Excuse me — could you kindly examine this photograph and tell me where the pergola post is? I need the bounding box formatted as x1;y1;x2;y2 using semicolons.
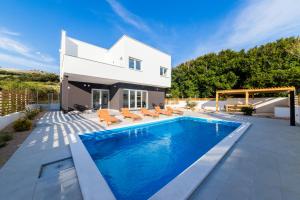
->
216;92;219;112
245;92;249;106
290;91;295;126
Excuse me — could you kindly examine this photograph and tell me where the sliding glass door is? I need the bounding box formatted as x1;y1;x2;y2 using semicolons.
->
130;90;136;108
123;89;148;109
92;89;109;110
136;91;142;108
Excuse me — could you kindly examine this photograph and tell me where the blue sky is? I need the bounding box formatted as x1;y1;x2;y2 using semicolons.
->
0;0;300;74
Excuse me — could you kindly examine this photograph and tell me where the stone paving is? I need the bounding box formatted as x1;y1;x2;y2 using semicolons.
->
0;110;299;200
189;113;300;200
0;111;93;200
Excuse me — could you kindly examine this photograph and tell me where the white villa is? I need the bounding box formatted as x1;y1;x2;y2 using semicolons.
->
59;30;171;112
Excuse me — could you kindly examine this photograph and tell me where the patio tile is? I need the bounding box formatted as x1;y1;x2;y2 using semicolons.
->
280;172;300;194
190;114;300;200
281;188;300;200
216;181;252;200
249;185;282;200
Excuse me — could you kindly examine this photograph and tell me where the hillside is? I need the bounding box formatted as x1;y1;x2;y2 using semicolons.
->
170;37;300;98
0;68;59;94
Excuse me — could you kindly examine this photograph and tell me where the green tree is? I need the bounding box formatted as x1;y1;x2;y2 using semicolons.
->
170;37;300;98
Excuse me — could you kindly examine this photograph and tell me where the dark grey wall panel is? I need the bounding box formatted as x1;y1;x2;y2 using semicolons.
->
60;80;166;111
148;90;165;108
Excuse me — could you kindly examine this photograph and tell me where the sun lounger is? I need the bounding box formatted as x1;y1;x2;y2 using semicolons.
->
140;108;159;117
121;108;142;121
97;109;119;126
167;106;184;115
155;106;172;116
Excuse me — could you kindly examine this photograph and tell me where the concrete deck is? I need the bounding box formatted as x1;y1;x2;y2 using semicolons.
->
190;113;300;200
0;111;299;200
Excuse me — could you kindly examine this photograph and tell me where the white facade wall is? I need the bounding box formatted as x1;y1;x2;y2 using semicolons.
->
167;97;289;112
296;105;300;124
60;31;171;88
107;37;125;66
123;36;171;81
66;38;109;63
274;107;290;118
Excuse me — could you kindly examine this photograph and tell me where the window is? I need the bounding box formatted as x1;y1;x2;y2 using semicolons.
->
129;58;135;69
160;66;168;76
123;89;148;109
130;90;135;108
128;57;142;70
136;91;142;108
136;60;141;70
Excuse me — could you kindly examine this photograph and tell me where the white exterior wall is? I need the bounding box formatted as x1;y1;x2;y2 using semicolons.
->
0;112;24;131
123;36;171;84
274;107;290;118
107;37;125;66
66;38;109;63
60;31;171;88
296;105;300;124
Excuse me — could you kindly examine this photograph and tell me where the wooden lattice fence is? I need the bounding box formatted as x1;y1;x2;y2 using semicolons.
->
0;90;32;116
0;89;60;116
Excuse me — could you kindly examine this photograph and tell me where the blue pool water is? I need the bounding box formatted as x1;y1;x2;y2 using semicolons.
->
80;117;240;200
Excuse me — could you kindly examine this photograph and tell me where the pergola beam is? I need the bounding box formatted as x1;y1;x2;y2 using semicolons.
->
217;86;295;94
290;91;296;126
215;86;296;126
245;92;249;106
216;92;219;112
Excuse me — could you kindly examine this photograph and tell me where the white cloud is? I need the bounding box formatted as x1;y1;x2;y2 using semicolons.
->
0;27;57;71
0;52;57;71
228;0;300;48
105;0;150;32
0;36;29;56
0;27;20;36
196;0;300;55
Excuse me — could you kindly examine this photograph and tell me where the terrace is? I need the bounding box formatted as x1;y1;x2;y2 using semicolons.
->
0;109;299;200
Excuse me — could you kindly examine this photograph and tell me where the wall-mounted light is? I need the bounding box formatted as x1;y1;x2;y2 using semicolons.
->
67;86;70;90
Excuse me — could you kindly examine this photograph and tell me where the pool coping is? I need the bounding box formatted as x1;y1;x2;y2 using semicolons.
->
69;133;116;200
70;116;251;200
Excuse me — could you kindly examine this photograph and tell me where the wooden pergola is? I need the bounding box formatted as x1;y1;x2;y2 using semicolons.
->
215;86;296;126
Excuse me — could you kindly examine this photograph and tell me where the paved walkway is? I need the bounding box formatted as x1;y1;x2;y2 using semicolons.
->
0;111;101;200
0;111;299;200
190;113;300;200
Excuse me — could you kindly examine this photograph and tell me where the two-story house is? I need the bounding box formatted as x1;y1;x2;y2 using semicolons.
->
59;31;171;111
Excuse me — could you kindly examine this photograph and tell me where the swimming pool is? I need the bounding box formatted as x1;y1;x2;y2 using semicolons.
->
79;117;241;200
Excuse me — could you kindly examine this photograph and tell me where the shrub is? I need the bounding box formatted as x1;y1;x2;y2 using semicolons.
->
0;141;6;148
25;108;40;120
0;134;13;142
13;118;32;132
186;100;198;110
241;107;256;116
